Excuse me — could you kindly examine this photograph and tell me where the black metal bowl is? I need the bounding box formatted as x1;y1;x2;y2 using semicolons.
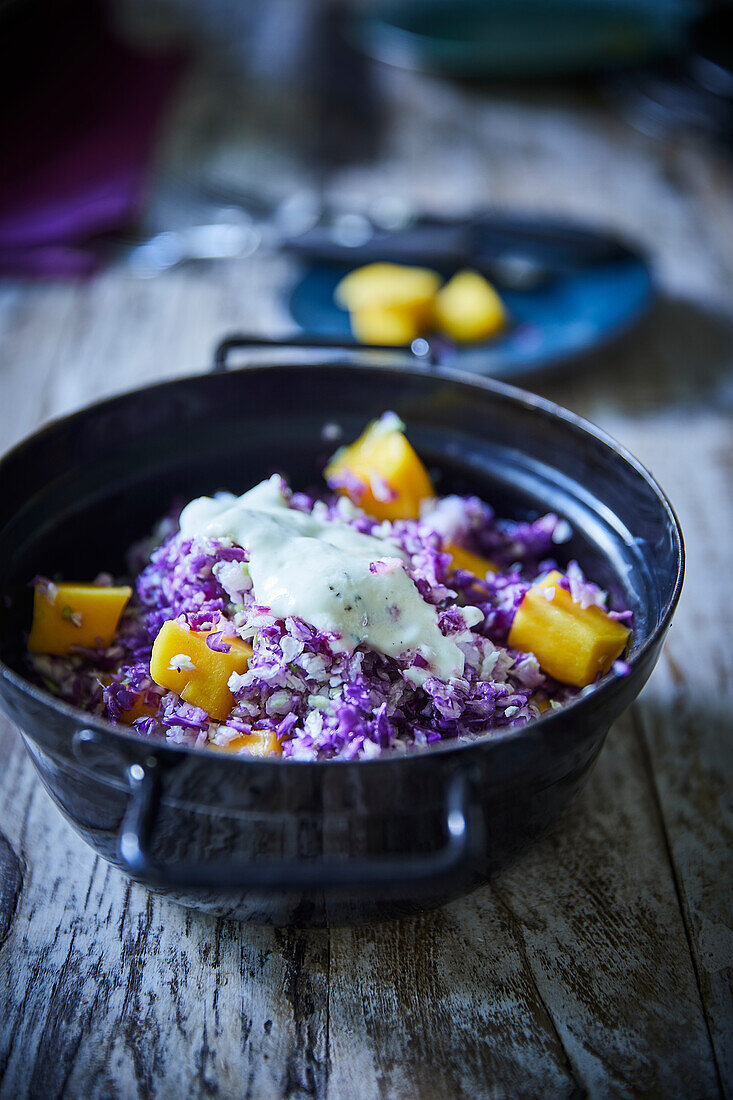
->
0;336;684;925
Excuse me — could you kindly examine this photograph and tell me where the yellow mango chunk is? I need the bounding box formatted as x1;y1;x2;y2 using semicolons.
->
433;270;506;343
335;262;441;317
211;729;283;757
508;570;630;688
150;621;252;722
336;263;441;346
446;542;498;578
119;693;159;726
325;419;434;521
349;305;421;346
28;582;132;656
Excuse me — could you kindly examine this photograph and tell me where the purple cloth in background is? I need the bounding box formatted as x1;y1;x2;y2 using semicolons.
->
0;0;185;278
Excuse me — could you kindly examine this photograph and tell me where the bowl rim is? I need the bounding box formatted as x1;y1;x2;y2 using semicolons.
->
0;357;685;768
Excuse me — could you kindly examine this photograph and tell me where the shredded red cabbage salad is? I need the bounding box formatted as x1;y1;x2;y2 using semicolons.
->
28;482;622;760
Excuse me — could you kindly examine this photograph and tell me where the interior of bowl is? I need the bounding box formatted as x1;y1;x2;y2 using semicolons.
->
0;362;681;688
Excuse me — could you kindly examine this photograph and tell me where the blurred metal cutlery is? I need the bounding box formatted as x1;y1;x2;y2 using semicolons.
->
122;189;636;289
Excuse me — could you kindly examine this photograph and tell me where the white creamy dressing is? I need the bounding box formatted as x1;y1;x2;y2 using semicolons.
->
179;475;477;682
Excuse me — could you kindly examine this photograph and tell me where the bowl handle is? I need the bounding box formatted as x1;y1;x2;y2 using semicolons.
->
211;332;437;373
117;759;482;893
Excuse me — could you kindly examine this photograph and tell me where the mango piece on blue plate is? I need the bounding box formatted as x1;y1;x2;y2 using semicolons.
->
508;570;630;688
325;416;434;522
28;582;132;657
348;305;422;346
336;263;442;346
433;269;506;343
150;620;252;722
335;262;441;318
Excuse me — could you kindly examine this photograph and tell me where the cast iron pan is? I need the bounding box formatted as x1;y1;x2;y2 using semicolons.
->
0;336;683;925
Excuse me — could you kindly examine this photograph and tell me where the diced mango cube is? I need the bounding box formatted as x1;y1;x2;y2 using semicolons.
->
119;693;159;726
446;542;498;578
335;262;441;319
211;729;283;757
28;582;132;656
508;570;630;688
325;418;434;521
433;270;506;343
349;305;421;346
150;621;252;721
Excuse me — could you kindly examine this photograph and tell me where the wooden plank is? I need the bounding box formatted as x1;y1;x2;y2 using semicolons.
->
0;831;22;954
328;897;582;1100
497;710;721;1099
0;255;294;454
327;707;720;1100
0;716;329;1100
620;418;733;1096
0;285;77;450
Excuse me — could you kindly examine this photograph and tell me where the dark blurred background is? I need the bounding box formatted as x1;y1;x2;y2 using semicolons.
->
1;0;732;416
2;0;732;276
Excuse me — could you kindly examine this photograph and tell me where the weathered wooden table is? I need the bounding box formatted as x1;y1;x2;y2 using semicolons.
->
0;56;731;1099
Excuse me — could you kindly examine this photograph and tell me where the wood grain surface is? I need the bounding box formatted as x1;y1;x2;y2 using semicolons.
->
0;27;731;1100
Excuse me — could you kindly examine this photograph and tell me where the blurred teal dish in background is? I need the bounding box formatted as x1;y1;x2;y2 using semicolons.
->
353;0;696;79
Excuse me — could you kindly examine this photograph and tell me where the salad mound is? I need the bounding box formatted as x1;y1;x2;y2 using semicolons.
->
26;415;631;760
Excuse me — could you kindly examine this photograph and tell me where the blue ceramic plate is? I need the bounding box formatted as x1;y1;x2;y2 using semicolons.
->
287;253;653;380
